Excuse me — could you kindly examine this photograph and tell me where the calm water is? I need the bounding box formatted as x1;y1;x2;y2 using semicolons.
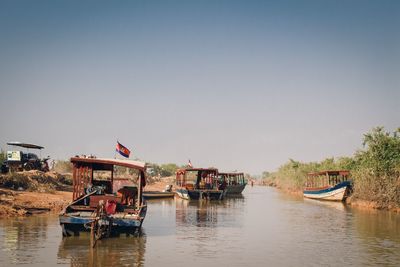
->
1;186;400;267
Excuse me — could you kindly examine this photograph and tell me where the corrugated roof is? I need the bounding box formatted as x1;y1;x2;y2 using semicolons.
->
70;157;146;170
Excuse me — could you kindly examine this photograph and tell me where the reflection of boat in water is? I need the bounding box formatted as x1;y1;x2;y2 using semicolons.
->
304;198;347;212
303;170;352;201
58;233;146;267
59;157;147;236
175;168;226;200
175;198;219;227
218;172;247;195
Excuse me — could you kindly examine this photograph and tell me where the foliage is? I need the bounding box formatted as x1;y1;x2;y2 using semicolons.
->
147;163;180;177
53;160;73;174
160;163;179;177
351;127;400;207
262;127;400;209
0;150;6;166
356;127;400;176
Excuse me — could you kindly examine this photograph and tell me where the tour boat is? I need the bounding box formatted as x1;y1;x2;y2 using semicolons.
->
218;172;247;195
303;170;352;201
59;157;147;237
175;168;226;200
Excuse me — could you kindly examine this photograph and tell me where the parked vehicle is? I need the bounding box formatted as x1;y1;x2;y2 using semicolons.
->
303;170;352;201
218;172;247;195
175;168;226;200
59;156;147;237
1;142;50;173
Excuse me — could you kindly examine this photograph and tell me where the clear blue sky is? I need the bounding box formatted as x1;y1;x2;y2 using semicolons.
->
0;0;399;174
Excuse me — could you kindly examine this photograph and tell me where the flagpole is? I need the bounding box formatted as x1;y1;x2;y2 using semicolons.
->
114;140;117;159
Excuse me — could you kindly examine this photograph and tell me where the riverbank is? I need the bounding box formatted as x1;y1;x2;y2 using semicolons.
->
0;188;72;217
265;182;400;212
262;127;400;212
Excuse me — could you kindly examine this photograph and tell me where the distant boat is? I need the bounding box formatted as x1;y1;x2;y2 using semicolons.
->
175;168;226;200
218;172;247;195
303;170;352;201
143;191;175;199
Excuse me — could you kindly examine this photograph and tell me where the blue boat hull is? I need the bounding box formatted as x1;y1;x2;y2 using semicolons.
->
303;181;352;201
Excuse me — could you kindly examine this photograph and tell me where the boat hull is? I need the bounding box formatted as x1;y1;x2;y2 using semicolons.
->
176;188;225;200
176;188;190;199
59;206;147;236
225;184;246;195
303;181;351;201
143;191;175;199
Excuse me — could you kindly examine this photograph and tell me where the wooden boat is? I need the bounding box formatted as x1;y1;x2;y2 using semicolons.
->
303;170;352;201
59;157;147;237
175;168;226;200
218;172;247;195
143;191;175;199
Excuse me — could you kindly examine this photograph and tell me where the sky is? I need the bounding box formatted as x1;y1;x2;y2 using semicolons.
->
0;0;399;174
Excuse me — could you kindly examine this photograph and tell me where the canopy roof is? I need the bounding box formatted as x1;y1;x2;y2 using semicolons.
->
7;142;44;149
177;167;218;173
70;157;146;171
308;170;350;176
219;172;244;176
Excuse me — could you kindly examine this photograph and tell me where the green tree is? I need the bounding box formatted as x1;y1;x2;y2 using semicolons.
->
160;163;179;177
356;126;400;175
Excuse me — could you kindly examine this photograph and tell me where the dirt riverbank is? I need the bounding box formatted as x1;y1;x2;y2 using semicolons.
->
0;188;72;217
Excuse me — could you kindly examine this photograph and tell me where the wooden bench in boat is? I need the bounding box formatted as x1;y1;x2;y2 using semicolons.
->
69;205;97;211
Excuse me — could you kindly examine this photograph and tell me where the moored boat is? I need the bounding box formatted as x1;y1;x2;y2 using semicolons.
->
143;191;175;199
303;170;352;201
175;168;226;200
59;156;147;237
218;172;247;195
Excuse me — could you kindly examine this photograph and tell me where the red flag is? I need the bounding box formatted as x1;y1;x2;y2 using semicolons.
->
188;159;193;168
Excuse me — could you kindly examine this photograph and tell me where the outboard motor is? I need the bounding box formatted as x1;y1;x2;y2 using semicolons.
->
164;184;173;192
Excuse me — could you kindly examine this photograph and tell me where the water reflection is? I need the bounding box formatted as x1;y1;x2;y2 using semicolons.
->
0;215;51;265
58;232;146;267
352;208;400;266
1;188;400;267
175;196;246;228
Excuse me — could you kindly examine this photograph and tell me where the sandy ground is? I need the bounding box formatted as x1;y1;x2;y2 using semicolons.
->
0;178;172;217
0;188;72;217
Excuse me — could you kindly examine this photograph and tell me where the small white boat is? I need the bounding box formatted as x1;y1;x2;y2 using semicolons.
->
303;171;352;201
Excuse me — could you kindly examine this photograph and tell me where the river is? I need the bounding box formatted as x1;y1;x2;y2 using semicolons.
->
1;186;399;266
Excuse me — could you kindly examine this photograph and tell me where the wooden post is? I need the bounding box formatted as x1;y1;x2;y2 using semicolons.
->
138;171;142;206
90;220;95;248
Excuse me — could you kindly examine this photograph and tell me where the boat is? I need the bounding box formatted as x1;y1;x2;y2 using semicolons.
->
59;156;147;237
143;191;175;199
303;170;352;201
218;172;247;195
175;168;226;200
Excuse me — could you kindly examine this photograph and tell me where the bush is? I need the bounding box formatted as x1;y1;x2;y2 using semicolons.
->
262;127;400;209
0;173;32;190
53;160;73;173
0;150;6;166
